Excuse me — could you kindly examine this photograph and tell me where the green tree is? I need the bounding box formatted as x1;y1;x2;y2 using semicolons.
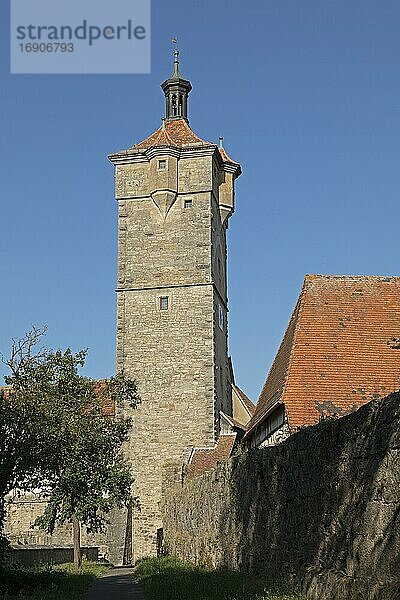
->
1;328;140;568
0;327;51;551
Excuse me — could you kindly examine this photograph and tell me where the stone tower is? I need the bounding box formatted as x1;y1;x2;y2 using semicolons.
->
108;49;241;563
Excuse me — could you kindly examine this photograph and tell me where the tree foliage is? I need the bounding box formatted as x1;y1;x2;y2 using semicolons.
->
0;327;140;566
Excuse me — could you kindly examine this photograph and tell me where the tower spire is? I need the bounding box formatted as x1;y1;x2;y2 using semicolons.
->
171;37;183;79
161;39;192;122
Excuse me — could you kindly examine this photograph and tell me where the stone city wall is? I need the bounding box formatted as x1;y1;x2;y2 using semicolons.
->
5;545;98;566
4;497;108;559
163;393;400;600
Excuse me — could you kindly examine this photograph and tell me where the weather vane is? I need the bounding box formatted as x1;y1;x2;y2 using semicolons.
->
172;36;179;57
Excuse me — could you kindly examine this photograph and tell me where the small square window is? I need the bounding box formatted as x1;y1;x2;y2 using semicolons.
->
159;296;169;310
184;199;193;209
158;159;167;171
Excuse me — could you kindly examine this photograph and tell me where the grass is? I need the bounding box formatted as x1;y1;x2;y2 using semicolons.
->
134;556;305;600
0;561;108;599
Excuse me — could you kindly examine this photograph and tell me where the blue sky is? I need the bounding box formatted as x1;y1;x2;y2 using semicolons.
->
1;0;400;401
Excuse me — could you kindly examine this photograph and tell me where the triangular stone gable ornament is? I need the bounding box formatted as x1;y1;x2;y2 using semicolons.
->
150;190;177;220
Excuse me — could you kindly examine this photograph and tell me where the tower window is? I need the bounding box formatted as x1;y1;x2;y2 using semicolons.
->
172;94;177;116
159;296;169;311
158;159;167;171
184;199;192;209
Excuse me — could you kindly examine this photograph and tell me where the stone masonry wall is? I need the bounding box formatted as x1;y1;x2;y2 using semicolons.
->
5;546;98;567
4;496;107;557
163;393;400;600
120;284;216;561
113;149;232;563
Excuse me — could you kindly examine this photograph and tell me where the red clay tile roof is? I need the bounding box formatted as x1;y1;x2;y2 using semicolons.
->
110;119;241;174
132;118;212;150
93;380;115;417
219;145;240;167
125;119;239;169
233;385;255;416
247;274;400;437
186;434;237;479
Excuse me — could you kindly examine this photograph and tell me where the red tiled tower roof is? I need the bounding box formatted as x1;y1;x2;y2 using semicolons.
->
133;118;212;150
116;118;241;173
246;274;400;437
109;48;240;175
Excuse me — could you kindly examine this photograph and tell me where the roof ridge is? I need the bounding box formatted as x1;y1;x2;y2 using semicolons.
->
305;273;400;281
164;126;174;146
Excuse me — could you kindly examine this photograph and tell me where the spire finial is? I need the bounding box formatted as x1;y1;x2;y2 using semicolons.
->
170;36;182;79
172;36;178;58
219;135;224;149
